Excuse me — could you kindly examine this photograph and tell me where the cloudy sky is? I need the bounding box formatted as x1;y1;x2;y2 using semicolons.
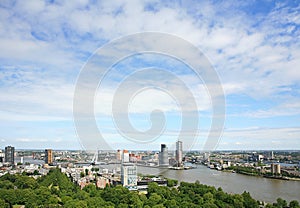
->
0;0;299;151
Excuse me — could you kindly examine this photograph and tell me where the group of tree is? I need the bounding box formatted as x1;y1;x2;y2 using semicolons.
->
0;168;299;207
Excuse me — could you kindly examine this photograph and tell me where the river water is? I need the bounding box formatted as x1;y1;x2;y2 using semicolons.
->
136;165;300;203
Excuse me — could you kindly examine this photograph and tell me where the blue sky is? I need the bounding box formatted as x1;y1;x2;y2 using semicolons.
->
0;0;299;151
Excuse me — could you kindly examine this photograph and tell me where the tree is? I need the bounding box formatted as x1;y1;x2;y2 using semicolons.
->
38;168;76;193
202;202;218;208
0;199;9;208
242;191;259;208
147;182;159;195
33;170;40;175
15;175;38;189
165;199;179;208
232;194;244;208
0;189;17;205
80;172;85;178
117;203;128;208
273;198;287;208
146;193;162;207
203;192;214;204
83;184;98;197
167;179;178;187
86;197;107;207
64;199;88;208
128;193;143;208
290;200;300;208
0;180;14;189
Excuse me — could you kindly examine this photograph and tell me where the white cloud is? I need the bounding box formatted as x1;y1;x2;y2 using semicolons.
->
243;99;300;118
16;138;48;143
0;1;299;149
217;127;300;150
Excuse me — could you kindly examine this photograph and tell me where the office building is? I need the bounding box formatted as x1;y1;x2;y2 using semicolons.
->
116;149;122;161
5;146;15;165
122;150;129;163
121;163;137;188
0;150;4;163
204;152;210;162
271;151;274;160
45;149;53;164
176;140;183;167
159;144;169;167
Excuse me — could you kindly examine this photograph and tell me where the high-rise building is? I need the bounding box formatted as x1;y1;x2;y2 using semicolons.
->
271;151;274;160
176;140;183;167
5;146;15;165
122;150;129;163
159;144;169;167
0;150;4;163
116;149;122;161
204;152;210;162
121;163;137;188
45;149;53;164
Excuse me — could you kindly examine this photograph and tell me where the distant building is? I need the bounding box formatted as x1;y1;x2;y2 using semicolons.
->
5;146;15;165
271;163;281;175
176;140;183;167
129;153;138;162
249;153;264;162
96;177;110;189
116;149;122;161
121;163;137;188
45;149;53;164
137;178;167;191
122;150;129;163
159;144;169;167
0;150;4;163
271;151;274;160
204;152;210;162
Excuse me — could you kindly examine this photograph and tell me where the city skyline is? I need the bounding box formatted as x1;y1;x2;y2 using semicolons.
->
0;1;299;150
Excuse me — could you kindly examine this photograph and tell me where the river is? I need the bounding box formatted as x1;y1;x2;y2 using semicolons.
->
137;165;300;203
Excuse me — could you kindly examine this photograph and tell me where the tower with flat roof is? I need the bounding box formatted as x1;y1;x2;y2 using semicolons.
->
5;146;15;165
159;144;169;167
176;140;183;167
45;149;53;164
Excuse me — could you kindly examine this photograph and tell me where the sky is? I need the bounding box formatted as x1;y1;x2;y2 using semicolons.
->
0;0;299;151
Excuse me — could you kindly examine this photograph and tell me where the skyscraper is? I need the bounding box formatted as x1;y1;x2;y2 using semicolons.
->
116;149;122;161
0;150;4;163
122;150;129;163
271;151;274;160
5;146;15;165
176;140;183;167
121;163;137;188
159;144;169;167
45;149;53;164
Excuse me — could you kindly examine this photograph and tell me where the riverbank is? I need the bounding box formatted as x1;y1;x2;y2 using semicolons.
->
220;166;300;181
136;164;195;170
263;175;300;181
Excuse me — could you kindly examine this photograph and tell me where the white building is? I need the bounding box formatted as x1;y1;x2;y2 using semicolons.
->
176;140;183;167
122;150;129;163
121;163;137;188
